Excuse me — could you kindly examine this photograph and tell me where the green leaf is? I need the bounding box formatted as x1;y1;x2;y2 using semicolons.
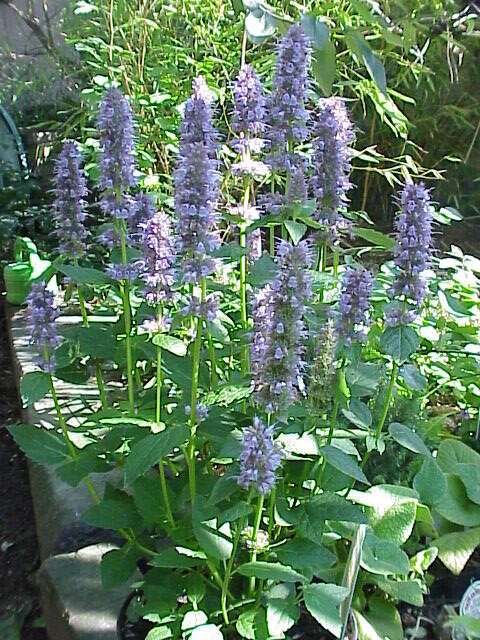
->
454;463;480;504
345;30;387;93
20;371;50;407
76;324;117;360
9;424;68;465
181;610;208;631
353;227;395;250
354;597;403;640
437;439;480;472
236;562;308;583
312;42;336;95
57;449;110;486
413;457;446;507
83;497;139;530
321;445;370;484
371;499;416;545
149;548;205;569
301;12;329;49
218;502;253;526
151;334;187;357
371;576;423;607
101;546;139;589
56;264;111;285
189;625;223;640
342;399;372;430
125;425;189;484
276;538;337;576
249;253;277;287
361;532;410;576
193;518;232;561
435;527;480;575
345;362;383;397
304;583;349;637
447;615;480;637
388;423;429;455
284;220;307;245
133;475;167;525
380;325;419;363
435;475;480;526
266;597;299;637
401;364;427;391
145;628;172;640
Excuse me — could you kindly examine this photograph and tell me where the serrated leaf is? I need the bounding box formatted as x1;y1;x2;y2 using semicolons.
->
101;546;139;589
380;325;419;362
193;518;232;561
56;264;111;285
371;576;423;607
321;445;369;485
83;497;139;530
342;399;372;430
125;425;188;484
20;371;50;407
354;227;395;250
218;502;253;527
276;538;336;577
237;562;308;583
345;362;383;397
266;597;299;637
413;456;446;507
304;583;349;637
284;220;307;245
151;334;187;356
388;422;429;455
361;532;410;576
189;625;223;640
435;527;480;575
9;424;68;465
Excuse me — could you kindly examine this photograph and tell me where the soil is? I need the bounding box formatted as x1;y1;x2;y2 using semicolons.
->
0;295;47;639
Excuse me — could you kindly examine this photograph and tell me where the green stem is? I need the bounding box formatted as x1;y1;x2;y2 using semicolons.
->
221;515;246;624
187;309;203;504
155;305;163;425
239;179;250;382
202;278;218;388
120;227;135;413
248;493;265;595
159;458;174;528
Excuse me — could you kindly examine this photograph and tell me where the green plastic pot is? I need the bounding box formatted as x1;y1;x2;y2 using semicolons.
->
4;237;56;305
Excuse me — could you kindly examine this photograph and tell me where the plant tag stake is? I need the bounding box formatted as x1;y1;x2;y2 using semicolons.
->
339;523;366;640
452;580;480;640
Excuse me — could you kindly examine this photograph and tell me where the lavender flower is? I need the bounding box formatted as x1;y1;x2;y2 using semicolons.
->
27;282;62;373
238;417;282;495
129;193;155;245
286;166;308;206
52;140;88;260
182;294;219;322
175;77;220;288
311;98;355;242
232;64;266;153
98;87;136;192
337;266;374;344
388;182;433;323
106;262;142;282
268;24;310;170
252;240;312;414
139;210;176;306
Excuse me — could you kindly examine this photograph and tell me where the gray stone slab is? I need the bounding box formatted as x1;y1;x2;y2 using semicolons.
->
7;304;122;560
38;544;135;640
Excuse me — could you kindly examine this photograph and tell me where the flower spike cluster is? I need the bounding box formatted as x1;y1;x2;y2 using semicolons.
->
337;266;374;345
311;98;355;242
139;210;176;306
27;282;62;373
98;87;136;192
232;64;266;153
268;24;310;170
252;240;312;414
175;76;220;290
53;140;88;261
238;417;282;495
387;182;433;325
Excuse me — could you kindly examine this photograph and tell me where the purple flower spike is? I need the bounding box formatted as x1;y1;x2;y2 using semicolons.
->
53;140;88;260
238;417;282;495
337;266;374;344
252;240;312;414
387;182;433;324
98;87;136;192
139;210;176;306
175;77;220;292
232;64;266;153
311;98;355;242
27;282;62;373
268;24;310;170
